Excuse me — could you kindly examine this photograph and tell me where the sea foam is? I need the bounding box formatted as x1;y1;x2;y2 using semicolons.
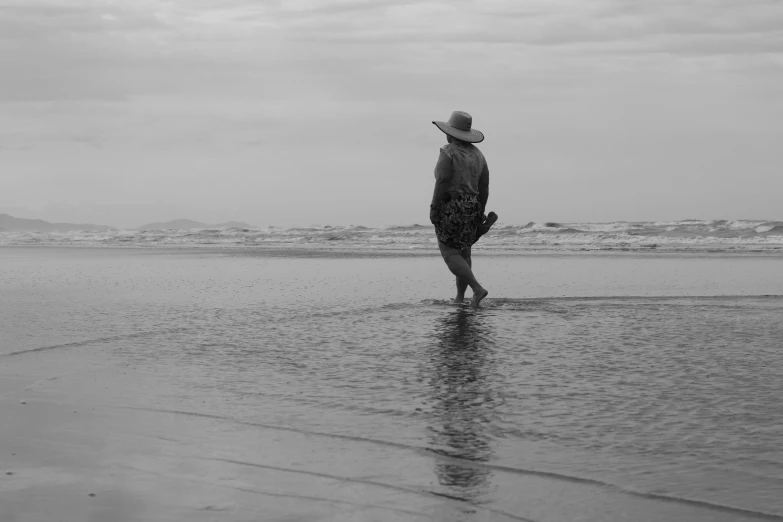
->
1;220;782;253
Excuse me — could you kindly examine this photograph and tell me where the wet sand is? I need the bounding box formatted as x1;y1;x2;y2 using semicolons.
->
5;350;778;522
2;247;782;522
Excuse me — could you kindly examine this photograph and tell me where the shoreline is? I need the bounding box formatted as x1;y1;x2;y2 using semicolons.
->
2;244;783;258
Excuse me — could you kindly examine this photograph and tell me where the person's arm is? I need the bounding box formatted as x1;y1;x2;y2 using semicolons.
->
430;149;452;207
478;159;489;214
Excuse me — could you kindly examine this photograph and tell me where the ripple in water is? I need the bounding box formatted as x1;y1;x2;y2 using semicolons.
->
81;296;783;517
3;250;782;519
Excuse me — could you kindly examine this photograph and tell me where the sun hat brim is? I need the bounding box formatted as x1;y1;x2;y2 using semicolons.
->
432;121;484;143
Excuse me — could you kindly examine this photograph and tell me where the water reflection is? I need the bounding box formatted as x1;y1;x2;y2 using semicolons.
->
426;306;496;502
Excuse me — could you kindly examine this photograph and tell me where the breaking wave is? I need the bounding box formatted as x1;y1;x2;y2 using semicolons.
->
1;220;782;253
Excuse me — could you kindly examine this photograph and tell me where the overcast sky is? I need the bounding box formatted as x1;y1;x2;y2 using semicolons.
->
1;0;782;228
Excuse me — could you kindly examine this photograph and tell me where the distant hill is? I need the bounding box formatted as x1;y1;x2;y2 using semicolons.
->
0;213;113;232
137;219;256;230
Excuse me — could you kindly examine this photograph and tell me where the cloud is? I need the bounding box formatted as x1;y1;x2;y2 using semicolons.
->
2;0;780;104
271;0;783;57
1;0;780;152
1;2;782;180
0;142;33;151
0;2;161;100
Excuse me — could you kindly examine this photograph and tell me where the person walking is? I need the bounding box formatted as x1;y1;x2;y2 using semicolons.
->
430;111;498;307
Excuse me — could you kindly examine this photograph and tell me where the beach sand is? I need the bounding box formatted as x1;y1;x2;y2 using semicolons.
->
2;247;782;522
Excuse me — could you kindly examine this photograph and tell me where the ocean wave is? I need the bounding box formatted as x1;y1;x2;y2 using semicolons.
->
1;219;782;253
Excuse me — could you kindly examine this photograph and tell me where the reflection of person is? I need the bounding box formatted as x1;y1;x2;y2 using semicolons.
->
430;111;498;307
428;307;494;501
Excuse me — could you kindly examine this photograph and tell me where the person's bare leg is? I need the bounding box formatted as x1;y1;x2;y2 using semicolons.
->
455;277;468;302
444;255;488;307
462;254;488;307
455;277;469;302
455;256;471;302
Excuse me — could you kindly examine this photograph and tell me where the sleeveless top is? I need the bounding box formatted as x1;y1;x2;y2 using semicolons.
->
438;141;487;196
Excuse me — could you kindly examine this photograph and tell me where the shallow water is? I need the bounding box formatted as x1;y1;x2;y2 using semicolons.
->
2;248;783;520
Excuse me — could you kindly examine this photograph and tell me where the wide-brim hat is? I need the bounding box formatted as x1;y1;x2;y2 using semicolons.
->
432;111;484;143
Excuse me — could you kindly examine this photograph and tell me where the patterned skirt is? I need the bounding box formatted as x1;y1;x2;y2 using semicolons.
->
432;193;485;250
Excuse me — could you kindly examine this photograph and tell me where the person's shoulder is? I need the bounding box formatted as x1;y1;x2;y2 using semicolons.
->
467;143;486;161
439;143;454;158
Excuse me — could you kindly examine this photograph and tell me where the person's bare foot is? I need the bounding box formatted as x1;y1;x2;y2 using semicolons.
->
471;288;489;308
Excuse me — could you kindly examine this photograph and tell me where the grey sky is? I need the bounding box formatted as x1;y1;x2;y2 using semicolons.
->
1;0;781;228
